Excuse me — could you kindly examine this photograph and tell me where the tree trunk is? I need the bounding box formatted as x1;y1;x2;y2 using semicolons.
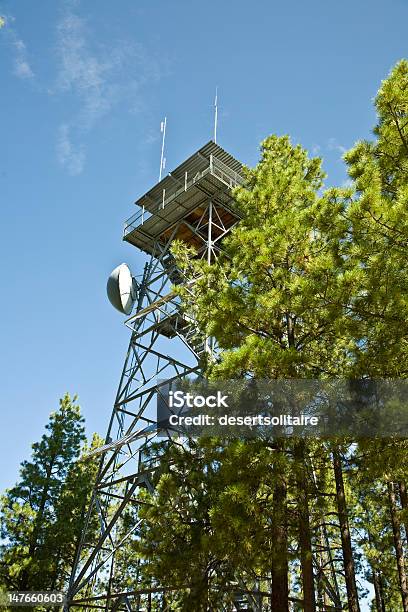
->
388;481;408;611
366;516;385;612
372;568;386;612
294;440;316;612
399;481;408;543
271;449;289;612
332;446;360;612
365;507;386;612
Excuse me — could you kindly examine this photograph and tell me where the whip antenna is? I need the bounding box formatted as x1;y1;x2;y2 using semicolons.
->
214;87;218;143
159;116;167;181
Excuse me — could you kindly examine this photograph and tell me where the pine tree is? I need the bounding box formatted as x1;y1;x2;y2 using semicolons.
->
0;394;98;592
344;60;408;377
50;433;103;590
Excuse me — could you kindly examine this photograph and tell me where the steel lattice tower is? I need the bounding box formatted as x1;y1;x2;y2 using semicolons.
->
67;141;344;611
67;142;247;610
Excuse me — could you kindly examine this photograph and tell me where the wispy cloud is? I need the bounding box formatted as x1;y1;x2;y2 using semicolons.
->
13;39;34;79
328;138;347;156
53;6;162;175
0;14;35;79
57;124;85;176
55;13;114;128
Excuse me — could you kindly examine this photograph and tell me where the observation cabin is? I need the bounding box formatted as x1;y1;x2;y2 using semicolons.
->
123;141;244;257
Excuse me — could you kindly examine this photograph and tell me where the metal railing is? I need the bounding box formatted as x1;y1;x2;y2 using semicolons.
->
123;154;244;237
211;155;244;189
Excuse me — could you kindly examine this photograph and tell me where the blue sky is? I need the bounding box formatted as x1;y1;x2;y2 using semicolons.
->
0;0;407;512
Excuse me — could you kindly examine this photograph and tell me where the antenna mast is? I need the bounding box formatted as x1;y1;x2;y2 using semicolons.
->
214;87;218;144
159;116;167;181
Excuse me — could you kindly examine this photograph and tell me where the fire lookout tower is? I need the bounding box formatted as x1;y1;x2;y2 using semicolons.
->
67;141;245;610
